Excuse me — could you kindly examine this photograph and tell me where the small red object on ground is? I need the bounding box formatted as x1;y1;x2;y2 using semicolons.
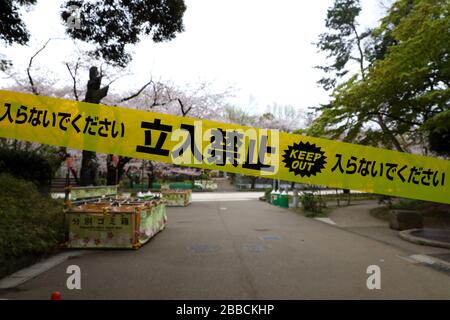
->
51;292;61;300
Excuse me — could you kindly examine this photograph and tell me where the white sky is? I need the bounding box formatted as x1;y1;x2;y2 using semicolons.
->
0;0;387;114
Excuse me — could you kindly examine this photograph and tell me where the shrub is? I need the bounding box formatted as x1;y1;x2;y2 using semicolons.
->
0;146;58;193
0;174;65;267
390;199;424;210
263;188;272;202
301;193;325;214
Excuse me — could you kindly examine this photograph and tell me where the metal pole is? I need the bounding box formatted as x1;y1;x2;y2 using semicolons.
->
115;164;119;186
293;189;299;208
141;159;145;192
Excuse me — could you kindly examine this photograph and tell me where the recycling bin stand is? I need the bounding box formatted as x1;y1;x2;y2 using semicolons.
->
65;200;167;249
161;189;192;207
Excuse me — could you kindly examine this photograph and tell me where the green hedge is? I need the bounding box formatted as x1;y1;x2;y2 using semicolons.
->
0;174;65;269
130;182;194;190
167;182;193;190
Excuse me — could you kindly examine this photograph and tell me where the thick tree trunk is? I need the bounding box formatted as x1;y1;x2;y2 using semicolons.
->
106;155;131;185
250;176;256;190
146;161;155;189
80;150;98;186
126;167;136;188
349;23;405;154
69;167;79;185
79;67;109;186
376;114;405;152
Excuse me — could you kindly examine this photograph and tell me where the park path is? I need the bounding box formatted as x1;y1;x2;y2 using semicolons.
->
1;196;450;299
323;201;450;256
327;201;386;227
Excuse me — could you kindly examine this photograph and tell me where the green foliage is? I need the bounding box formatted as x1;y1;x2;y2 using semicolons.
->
0;142;63;192
390;198;425;210
369;206;390;222
166;182;193;190
61;0;186;67
301;193;325;214
315;0;370;90
0;174;65;265
0;0;37;70
1;1;186;69
161;173;194;182
264;188;272;202
0;0;37;45
422;110;450;156
311;0;450;152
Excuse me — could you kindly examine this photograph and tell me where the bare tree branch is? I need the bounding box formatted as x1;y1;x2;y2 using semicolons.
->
106;72;133;87
65;58;80;101
2;69;22;87
119;79;179;110
178;98;192;117
119;78;154;103
151;81;160;106
99;62;105;78
148;83;180;109
27;38;53;95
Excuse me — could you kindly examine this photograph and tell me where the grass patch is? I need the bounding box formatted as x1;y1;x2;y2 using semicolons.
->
370;206;390;222
391;199;450;216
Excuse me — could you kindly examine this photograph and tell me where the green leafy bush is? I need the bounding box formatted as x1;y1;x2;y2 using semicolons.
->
0;174;65;266
301;193;325;214
390;199;425;210
0;145;59;193
263;188;272;202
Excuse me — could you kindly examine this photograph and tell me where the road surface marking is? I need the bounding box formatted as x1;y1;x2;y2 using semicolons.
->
314;217;337;225
261;235;281;241
408;254;436;265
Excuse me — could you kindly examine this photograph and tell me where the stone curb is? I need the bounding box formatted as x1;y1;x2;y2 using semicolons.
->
0;251;84;289
399;229;450;249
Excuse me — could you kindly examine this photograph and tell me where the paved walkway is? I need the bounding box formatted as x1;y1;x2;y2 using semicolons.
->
212;178;236;192
192;191;263;202
1;198;450;299
327;201;386;227
324;201;450;255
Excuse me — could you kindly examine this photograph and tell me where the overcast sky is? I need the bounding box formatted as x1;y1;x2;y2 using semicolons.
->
1;0;387;114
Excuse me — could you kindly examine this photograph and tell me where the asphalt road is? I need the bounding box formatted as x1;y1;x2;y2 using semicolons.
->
1;194;450;299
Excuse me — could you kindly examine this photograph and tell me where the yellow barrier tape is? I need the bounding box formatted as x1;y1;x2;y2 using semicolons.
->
0;90;449;204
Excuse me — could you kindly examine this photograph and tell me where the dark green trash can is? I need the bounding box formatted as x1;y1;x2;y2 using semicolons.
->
279;191;289;208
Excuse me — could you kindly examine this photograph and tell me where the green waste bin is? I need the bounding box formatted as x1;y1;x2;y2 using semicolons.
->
279;192;289;208
271;190;280;206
